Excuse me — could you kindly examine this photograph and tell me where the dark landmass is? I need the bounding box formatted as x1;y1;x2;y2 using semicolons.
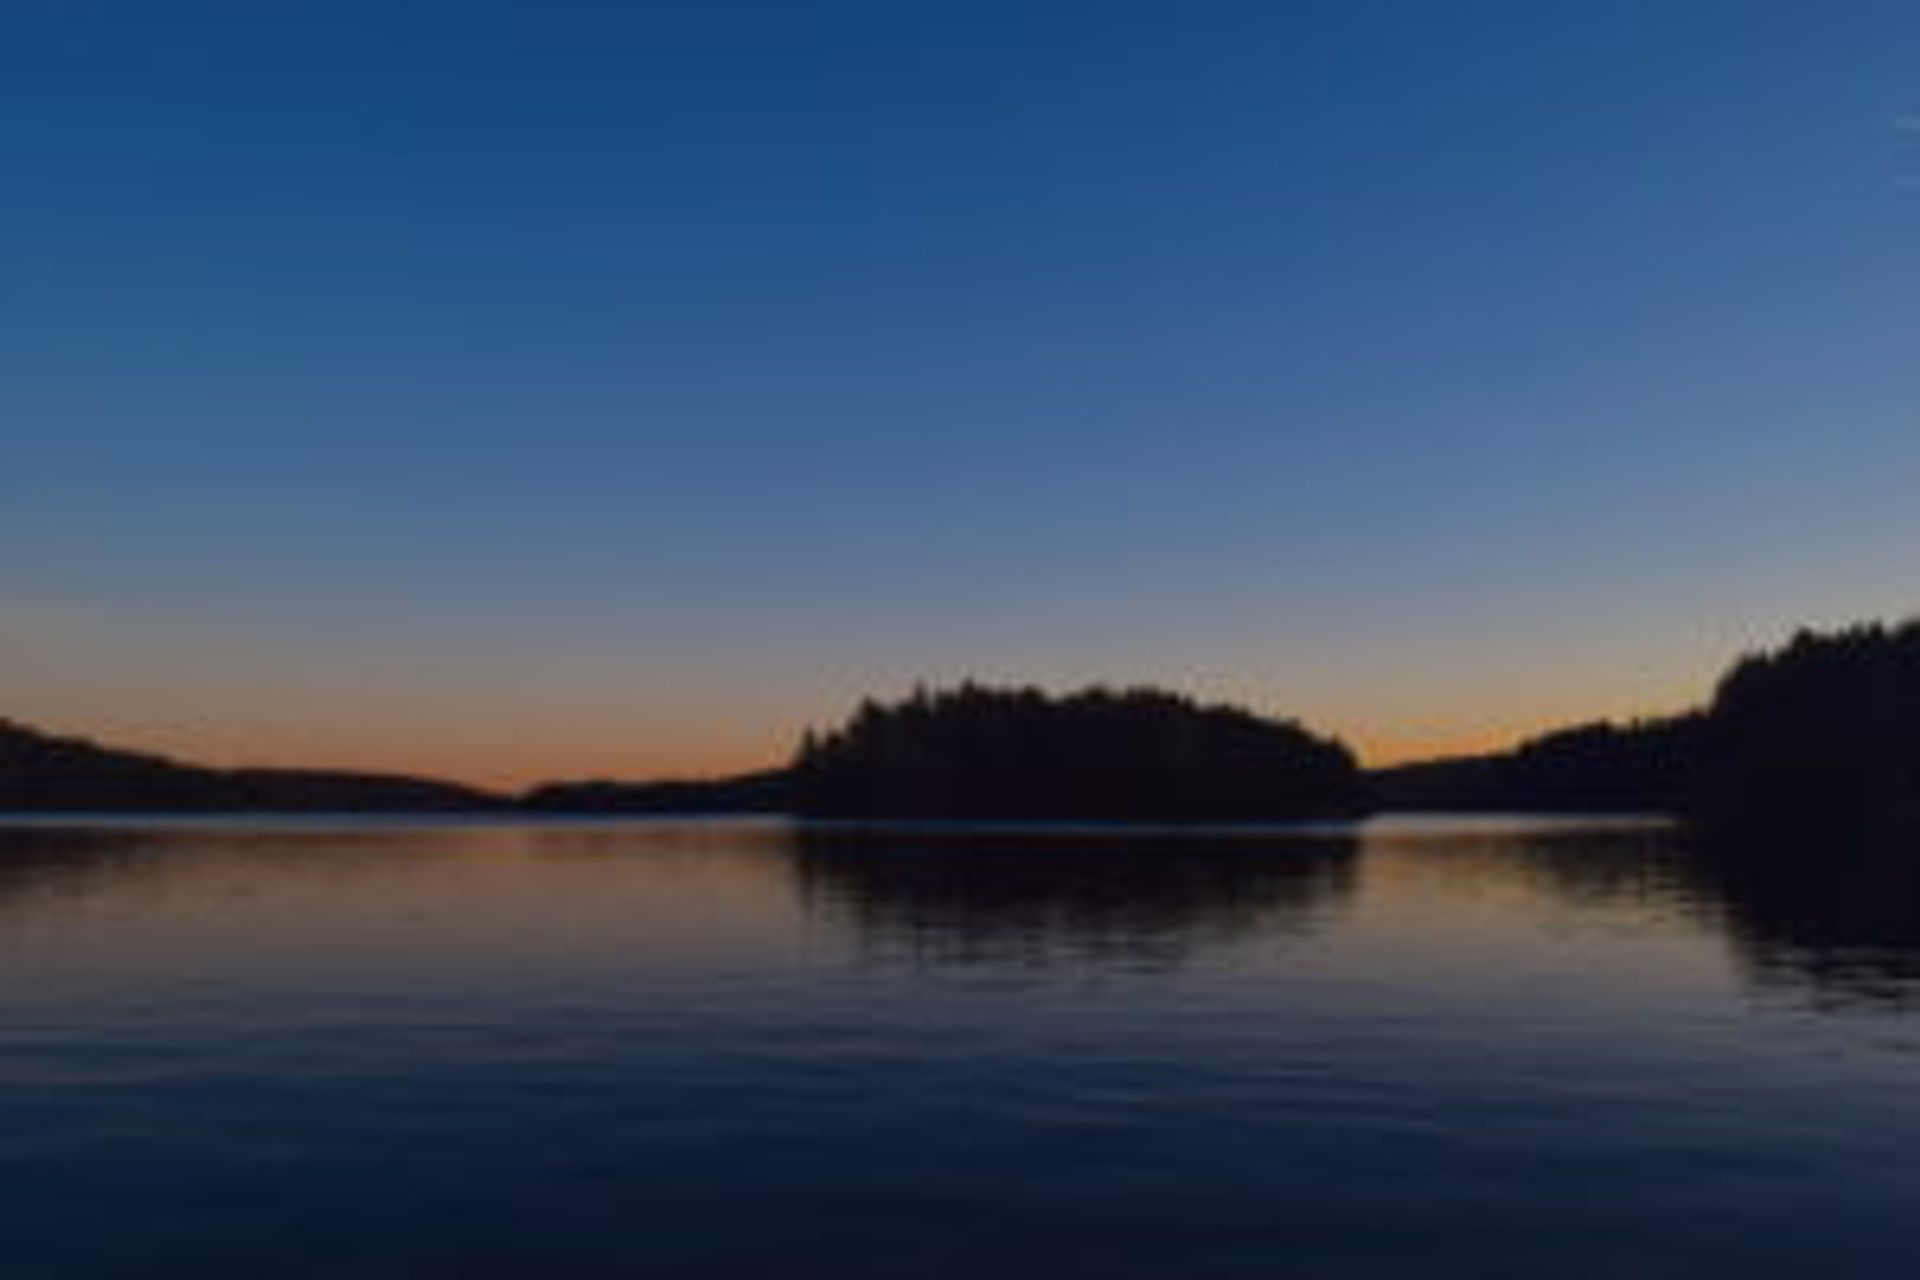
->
1695;621;1920;835
787;684;1366;821
1;618;1915;834
523;770;791;815
1369;715;1706;814
1372;620;1919;838
222;768;503;813
0;718;498;813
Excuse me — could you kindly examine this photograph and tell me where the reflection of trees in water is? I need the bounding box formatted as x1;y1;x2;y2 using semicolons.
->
1506;825;1705;909
1363;821;1708;914
1690;825;1920;1011
0;821;505;920
1358;818;1920;1011
791;826;1358;967
1407;820;1920;1011
0;825;174;915
8;815;1916;1012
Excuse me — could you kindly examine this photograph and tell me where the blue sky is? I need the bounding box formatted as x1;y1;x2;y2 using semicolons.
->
5;1;1918;783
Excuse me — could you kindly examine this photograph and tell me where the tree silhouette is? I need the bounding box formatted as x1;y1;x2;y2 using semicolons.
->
1697;621;1920;833
1371;715;1704;813
789;683;1365;821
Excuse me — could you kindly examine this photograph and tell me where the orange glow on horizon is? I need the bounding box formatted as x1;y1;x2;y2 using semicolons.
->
7;602;1724;791
51;708;1660;794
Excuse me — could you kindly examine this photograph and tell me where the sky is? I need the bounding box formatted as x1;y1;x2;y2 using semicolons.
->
4;1;1918;787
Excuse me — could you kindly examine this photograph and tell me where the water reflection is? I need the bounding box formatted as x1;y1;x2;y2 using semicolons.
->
1692;825;1920;1011
1349;818;1920;1010
1;817;1918;1010
792;825;1358;967
1504;823;1708;910
1355;817;1702;912
2;816;1919;1279
0;824;168;914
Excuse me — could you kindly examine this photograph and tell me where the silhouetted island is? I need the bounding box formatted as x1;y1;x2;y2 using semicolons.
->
787;684;1366;821
2;618;1916;836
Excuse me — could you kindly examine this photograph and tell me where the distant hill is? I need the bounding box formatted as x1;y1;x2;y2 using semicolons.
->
0;718;498;813
6;617;1916;828
1370;715;1705;814
1373;619;1920;833
523;770;791;815
787;684;1366;822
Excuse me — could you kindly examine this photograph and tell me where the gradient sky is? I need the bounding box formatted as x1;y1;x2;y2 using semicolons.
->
5;1;1918;787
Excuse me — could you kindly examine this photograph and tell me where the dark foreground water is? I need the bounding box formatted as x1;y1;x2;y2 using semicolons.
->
2;816;1917;1278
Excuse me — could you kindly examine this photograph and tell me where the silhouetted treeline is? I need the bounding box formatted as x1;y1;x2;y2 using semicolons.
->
0;719;498;813
1375;620;1920;832
1695;622;1920;834
1370;715;1705;813
5;617;1918;828
788;684;1366;821
524;770;792;814
223;768;503;812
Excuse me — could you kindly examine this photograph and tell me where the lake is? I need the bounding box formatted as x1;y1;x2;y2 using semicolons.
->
1;815;1917;1278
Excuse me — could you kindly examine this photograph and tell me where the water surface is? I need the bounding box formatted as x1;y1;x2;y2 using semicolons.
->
2;815;1916;1278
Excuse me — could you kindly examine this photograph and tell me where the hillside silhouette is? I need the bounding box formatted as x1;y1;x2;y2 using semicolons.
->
0;718;497;813
1374;621;1920;833
1371;715;1705;814
787;684;1366;821
524;770;791;814
1;618;1917;829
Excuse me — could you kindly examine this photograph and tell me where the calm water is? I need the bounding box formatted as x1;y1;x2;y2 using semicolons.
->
2;815;1917;1278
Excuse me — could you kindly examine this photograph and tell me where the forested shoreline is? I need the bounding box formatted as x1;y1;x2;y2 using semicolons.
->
3;620;1916;835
